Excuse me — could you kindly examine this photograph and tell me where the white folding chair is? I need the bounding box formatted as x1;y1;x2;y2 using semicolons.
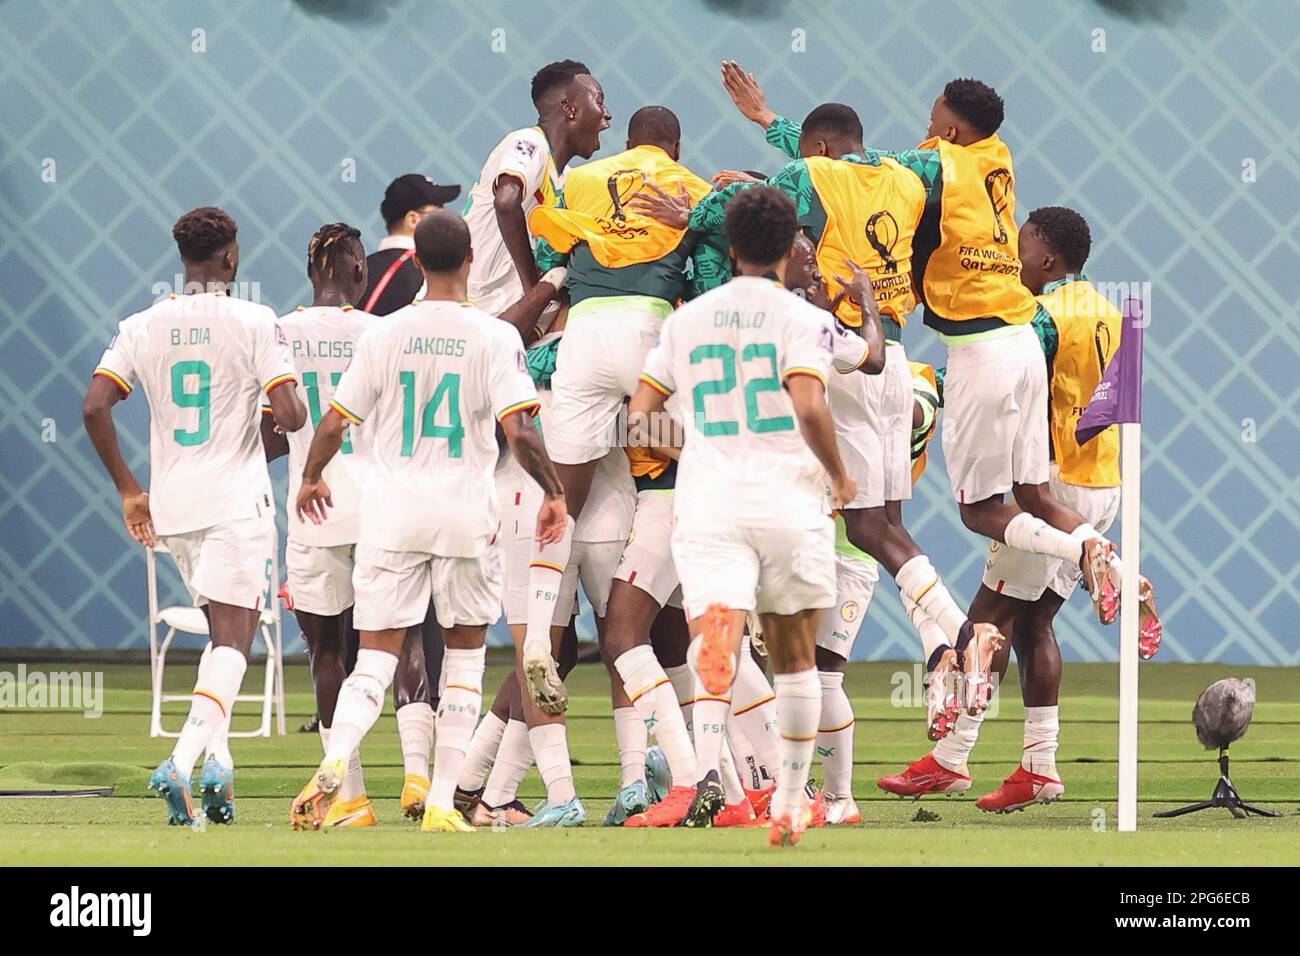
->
147;541;286;737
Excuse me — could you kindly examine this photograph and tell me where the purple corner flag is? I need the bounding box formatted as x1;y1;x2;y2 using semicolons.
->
1076;297;1145;445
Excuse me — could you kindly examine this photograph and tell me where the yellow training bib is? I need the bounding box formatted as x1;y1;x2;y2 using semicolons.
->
1040;278;1122;487
529;145;711;270
917;135;1037;327
805;155;925;328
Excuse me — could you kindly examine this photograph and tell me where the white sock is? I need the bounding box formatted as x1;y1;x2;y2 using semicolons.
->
396;702;435;780
615;645;698;786
171;645;247;780
528;723;577;804
730;642;780;785
1022;705;1061;778
524;516;575;653
718;744;747;805
895;555;966;645
932;711;984;773
430;646;485;812
1003;512;1085;563
902;593;952;663
613;707;647;788
197;644;233;771
318;726;367;803
816;670;855;798
483;719;533;808
772;668;821;820
325;648;398;764
458;711;507;791
691;685;731;781
665;663;694;736
728;722;764;790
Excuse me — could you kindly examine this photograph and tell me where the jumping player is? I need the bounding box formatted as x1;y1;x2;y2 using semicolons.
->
880;206;1163;808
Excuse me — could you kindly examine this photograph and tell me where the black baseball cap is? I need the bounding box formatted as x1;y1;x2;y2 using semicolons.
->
380;174;461;225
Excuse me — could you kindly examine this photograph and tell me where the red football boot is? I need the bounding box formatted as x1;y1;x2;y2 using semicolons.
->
876;754;972;798
975;766;1065;813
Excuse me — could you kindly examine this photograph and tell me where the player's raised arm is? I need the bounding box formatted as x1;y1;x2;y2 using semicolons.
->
83;372;154;546
721;60;777;129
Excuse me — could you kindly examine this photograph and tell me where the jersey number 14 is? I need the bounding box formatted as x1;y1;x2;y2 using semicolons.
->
400;371;463;458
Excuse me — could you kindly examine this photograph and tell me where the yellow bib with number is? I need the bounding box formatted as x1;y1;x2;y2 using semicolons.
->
529;145;711;270
1040;279;1122;487
917;135;1037;327
805;155;925;328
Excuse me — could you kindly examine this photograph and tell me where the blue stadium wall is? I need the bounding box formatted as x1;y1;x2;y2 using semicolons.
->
1;0;1296;664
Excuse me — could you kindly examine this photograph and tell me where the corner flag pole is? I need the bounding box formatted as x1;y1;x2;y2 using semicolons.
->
1117;416;1140;832
1117;299;1145;833
1076;296;1145;833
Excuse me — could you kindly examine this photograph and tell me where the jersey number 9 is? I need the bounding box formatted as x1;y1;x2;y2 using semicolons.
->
171;360;210;446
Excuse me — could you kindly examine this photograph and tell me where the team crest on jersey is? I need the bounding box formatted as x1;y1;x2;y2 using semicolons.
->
514;139;538;160
840;601;859;623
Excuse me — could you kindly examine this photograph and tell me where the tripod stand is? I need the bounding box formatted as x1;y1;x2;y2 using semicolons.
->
1153;748;1281;819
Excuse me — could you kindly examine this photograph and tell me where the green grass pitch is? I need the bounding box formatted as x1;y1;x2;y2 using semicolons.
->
2;657;1298;866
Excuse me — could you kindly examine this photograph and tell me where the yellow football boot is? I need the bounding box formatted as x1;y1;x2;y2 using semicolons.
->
322;795;377;828
421;805;476;832
401;774;430;821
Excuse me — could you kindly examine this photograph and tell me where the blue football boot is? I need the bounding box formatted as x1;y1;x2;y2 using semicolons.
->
198;757;236;824
603;779;650;826
645;745;672;804
518;795;587;828
147;758;196;826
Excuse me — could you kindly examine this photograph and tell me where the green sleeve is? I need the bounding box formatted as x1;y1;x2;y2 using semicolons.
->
688;231;732;298
1031;304;1058;387
863;148;942;198
534;236;568;271
685;161;819;295
765;115;802;160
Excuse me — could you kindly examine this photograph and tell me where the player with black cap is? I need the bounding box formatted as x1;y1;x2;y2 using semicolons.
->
360;173;461;316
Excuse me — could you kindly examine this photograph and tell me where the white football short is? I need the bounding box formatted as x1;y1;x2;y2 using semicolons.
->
161;515;276;611
502;536;625;625
352;545;503;632
546;297;668;465
814;552;881;658
982;466;1121;602
829;371;886;511
672;522;836;620
941;324;1051;505
614;490;681;608
868;342;913;502
285;540;356;617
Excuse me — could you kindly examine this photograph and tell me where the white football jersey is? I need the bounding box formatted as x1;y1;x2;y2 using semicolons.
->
463;126;565;310
278;305;372;548
330;299;540;557
640;276;835;531
94;292;296;536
